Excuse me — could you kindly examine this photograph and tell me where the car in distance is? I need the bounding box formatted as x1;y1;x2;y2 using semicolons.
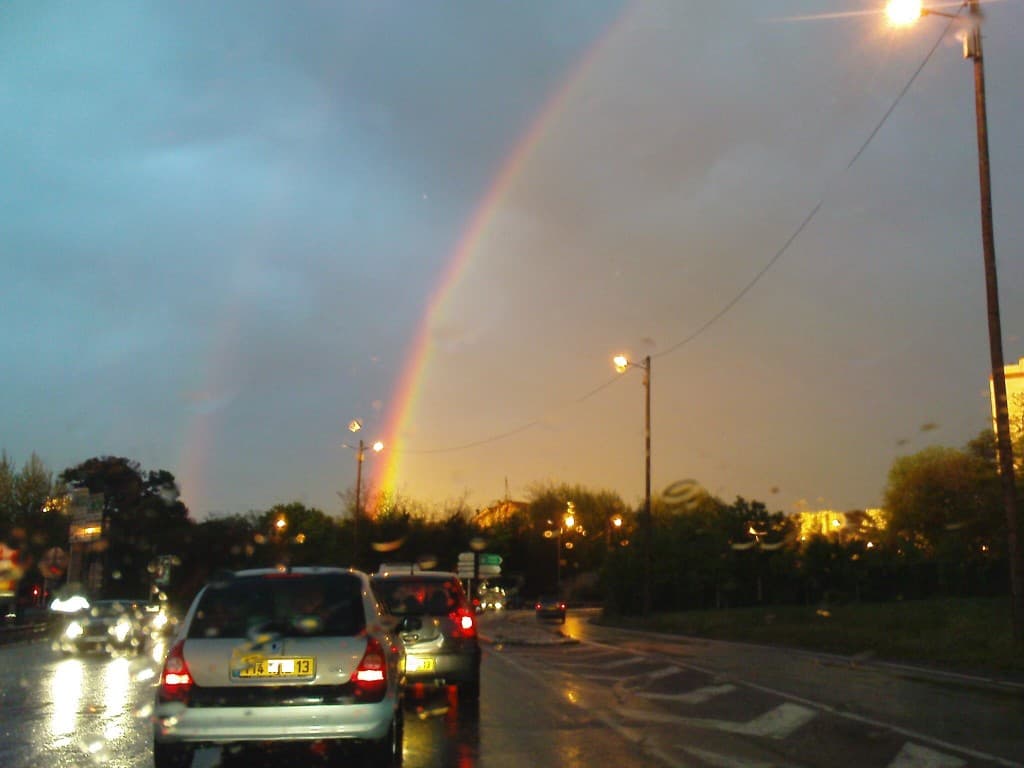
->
371;568;481;701
152;567;404;768
58;598;147;655
534;595;567;624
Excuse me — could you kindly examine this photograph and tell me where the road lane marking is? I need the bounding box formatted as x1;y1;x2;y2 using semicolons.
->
888;743;967;768
617;702;817;740
580;673;633;682
639;684;737;704
683;746;801;768
648;666;681;680
487;646;686;768
576;635;1024;768
604;655;649;668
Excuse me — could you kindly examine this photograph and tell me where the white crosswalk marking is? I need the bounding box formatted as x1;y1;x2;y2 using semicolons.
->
617;702;817;740
604;655;648;668
647;666;682;680
640;683;737;704
683;746;800;768
739;703;817;739
887;743;966;768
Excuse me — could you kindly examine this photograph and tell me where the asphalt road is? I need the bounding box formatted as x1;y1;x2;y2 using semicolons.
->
1;613;1021;767
0;625;645;768
493;608;1024;768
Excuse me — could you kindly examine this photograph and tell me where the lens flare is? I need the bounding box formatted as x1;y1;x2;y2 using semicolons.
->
886;0;923;27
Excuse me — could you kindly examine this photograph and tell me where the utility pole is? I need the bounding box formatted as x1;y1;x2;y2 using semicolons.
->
965;0;1024;644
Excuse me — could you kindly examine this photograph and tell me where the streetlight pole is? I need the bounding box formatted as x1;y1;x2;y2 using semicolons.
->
556;524;562;593
547;504;576;595
354;438;366;562
606;514;623;550
642;355;652;617
886;0;1023;643
345;420;384;570
964;1;1024;645
613;353;653;616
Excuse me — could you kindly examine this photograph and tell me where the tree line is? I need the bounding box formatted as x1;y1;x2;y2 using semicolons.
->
0;429;1018;615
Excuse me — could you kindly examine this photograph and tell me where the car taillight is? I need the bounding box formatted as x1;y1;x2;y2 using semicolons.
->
450;608;476;639
158;640;193;703
352;636;387;702
534;603;542;610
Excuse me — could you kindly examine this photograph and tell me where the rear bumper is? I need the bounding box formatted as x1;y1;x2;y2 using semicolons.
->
153;698;395;745
403;648;480;686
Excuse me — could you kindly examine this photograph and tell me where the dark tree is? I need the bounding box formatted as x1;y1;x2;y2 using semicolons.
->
60;457;192;598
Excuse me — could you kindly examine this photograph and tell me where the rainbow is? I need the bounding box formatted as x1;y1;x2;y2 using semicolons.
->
374;4;637;502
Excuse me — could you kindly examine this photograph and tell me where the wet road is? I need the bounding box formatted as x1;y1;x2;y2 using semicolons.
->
2;614;1022;768
0;630;647;768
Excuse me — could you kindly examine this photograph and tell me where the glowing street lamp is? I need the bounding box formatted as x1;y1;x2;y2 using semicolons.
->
885;0;922;26
613;353;652;616
886;0;1024;644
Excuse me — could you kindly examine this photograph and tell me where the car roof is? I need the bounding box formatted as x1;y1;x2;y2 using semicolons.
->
227;566;363;578
371;570;460;580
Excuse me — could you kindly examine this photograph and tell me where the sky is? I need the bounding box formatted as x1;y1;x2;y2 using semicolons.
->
3;1;1024;520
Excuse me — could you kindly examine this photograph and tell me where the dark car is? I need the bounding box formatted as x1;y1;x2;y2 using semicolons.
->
371;568;481;701
534;595;567;624
57;599;147;655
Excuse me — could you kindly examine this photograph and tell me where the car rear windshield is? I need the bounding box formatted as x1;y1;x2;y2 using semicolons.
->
188;572;365;639
372;577;466;617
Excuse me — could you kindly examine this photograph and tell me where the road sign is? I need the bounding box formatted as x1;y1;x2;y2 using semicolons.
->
457;552;475;563
476;564;501;577
478;553;502;566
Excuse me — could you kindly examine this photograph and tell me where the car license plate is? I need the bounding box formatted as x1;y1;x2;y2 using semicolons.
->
236;657;316;678
406;656;434;673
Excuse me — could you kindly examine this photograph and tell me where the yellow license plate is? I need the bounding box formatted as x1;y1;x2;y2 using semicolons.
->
237;656;316;678
406;656;435;673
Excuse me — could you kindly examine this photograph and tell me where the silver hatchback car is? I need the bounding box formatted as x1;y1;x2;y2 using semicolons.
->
370;569;480;701
152;567;404;768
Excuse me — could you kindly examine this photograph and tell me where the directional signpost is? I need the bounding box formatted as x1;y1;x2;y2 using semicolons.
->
457;552;476;579
477;553;502;577
457;552;502;597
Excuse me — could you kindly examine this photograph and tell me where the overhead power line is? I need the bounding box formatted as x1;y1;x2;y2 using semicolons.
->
401;16;955;455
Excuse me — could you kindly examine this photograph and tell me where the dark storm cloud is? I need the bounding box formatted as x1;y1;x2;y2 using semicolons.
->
0;0;625;513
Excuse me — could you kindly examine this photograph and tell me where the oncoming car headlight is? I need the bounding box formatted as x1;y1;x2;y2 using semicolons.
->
113;618;133;643
51;595;90;614
64;621;84;639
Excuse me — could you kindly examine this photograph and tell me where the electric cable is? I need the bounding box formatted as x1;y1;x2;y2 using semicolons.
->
400;13;957;454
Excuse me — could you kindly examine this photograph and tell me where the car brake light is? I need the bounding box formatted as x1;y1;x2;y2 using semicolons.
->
159;640;193;703
352;636;387;702
450;608;476;639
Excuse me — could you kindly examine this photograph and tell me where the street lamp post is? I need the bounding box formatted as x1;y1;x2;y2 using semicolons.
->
345;420;384;568
606;514;623;550
545;504;576;594
887;0;1024;644
614;354;652;616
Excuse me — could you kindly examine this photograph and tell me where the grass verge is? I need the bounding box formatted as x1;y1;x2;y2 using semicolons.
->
595;597;1024;674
